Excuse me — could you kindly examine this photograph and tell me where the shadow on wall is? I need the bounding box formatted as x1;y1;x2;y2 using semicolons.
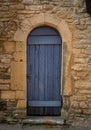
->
85;0;91;15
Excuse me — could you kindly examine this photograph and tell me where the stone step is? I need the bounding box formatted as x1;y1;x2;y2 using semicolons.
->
22;116;65;125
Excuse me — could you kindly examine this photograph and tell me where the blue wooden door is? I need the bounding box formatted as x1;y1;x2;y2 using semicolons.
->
27;26;62;115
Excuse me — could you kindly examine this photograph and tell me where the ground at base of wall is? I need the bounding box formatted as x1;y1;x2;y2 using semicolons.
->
0;124;91;130
67;114;91;127
0;113;91;128
0;110;91;127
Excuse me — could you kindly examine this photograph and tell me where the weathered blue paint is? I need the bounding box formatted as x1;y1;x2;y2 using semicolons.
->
28;36;61;45
29;26;61;36
27;26;62;45
27;26;62;115
29;101;61;107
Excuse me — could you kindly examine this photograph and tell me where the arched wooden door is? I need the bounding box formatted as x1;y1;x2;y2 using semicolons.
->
27;26;62;116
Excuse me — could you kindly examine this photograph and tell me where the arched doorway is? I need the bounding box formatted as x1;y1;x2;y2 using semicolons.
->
27;26;62;116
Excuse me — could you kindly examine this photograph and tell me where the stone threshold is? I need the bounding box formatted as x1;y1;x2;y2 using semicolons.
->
22;116;65;125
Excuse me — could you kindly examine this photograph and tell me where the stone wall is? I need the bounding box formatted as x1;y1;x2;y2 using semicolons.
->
0;0;91;126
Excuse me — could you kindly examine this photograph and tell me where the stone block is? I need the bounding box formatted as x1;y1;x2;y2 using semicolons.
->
75;80;91;89
74;58;87;64
0;79;10;84
71;64;87;71
43;5;53;11
0;84;10;90
79;102;88;109
0;54;12;59
0;43;4;52
73;39;91;49
1;91;15;100
18;10;36;14
17;100;26;109
88;102;91;108
11;61;26;90
30;13;44;27
25;5;42;10
58;20;72;46
22;0;33;4
0;112;6;123
14;28;26;42
13;51;26;62
1;58;11;64
74;0;84;7
72;95;87;101
44;13;59;28
71;101;79;109
16;91;26;99
73;43;88;49
0;6;9;11
83;109;91;115
0;100;7;110
88;57;91;64
13;109;26;119
77;71;88;77
21;19;32;33
85;49;91;55
73;48;81;56
0;74;10;80
3;42;16;52
0;63;10;69
7;100;17;108
79;90;91;94
9;4;24;10
16;42;26;52
0;68;7;73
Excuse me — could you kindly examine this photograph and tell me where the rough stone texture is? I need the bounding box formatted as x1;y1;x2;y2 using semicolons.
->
11;61;26;91
0;0;91;127
3;42;16;53
1;91;16;100
15;91;26;99
16;100;26;109
0;100;7;111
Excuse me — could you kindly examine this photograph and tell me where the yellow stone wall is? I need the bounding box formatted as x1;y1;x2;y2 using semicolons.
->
0;0;91;125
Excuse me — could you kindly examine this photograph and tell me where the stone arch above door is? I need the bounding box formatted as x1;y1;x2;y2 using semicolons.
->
14;13;73;96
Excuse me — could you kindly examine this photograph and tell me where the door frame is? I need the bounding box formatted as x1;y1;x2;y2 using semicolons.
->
13;13;72;118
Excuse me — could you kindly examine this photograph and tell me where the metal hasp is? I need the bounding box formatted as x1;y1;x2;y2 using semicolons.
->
85;0;91;15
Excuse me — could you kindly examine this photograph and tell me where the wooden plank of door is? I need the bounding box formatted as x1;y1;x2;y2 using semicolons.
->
54;45;61;100
30;45;36;114
28;101;61;107
39;45;45;115
27;45;35;115
34;45;39;99
53;45;61;115
28;36;61;45
27;45;30;115
44;45;48;115
45;45;54;115
34;45;39;114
